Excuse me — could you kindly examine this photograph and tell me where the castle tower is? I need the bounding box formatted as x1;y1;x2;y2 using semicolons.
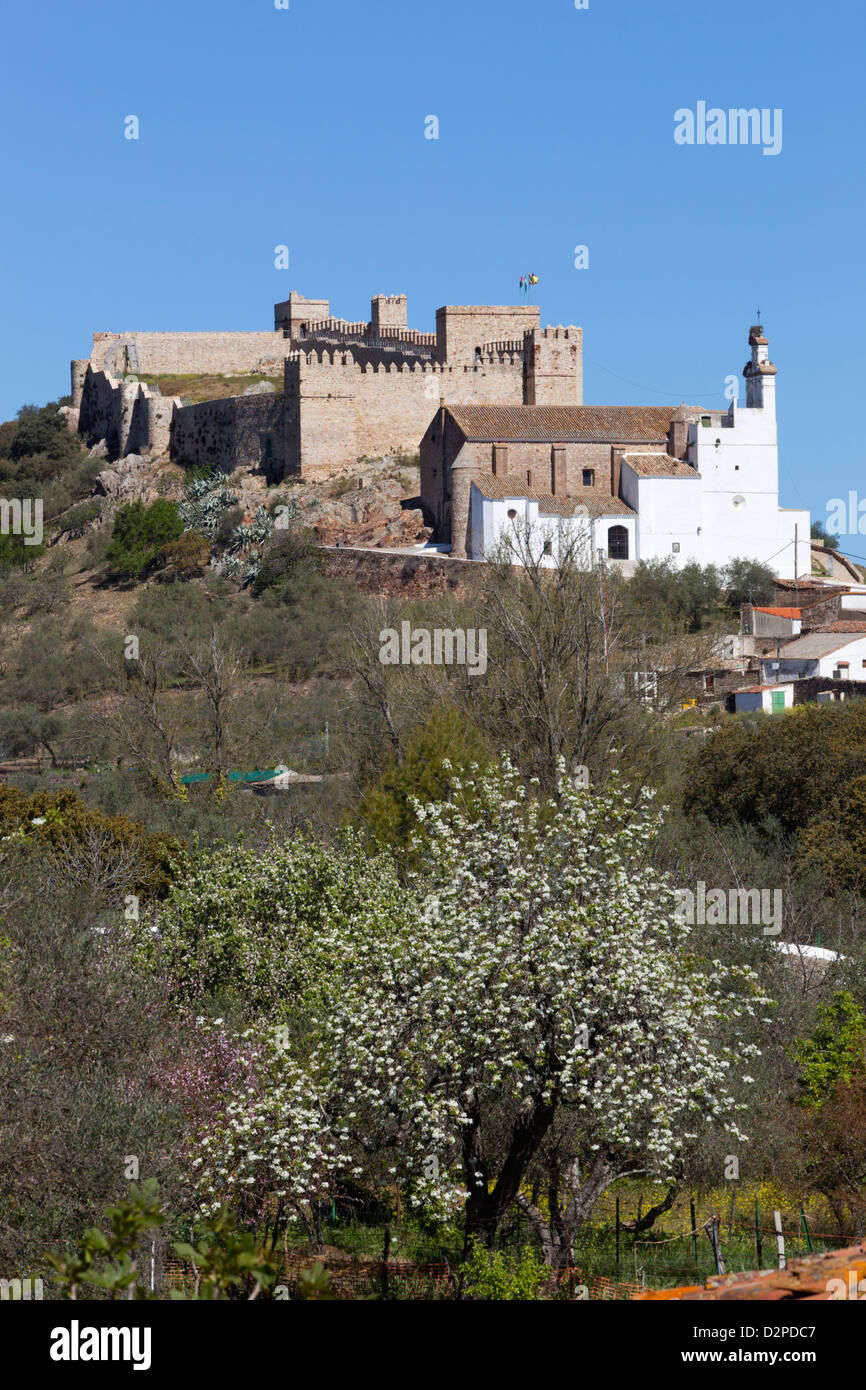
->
743;324;777;419
370;294;408;334
524;326;583;405
274;292;330;337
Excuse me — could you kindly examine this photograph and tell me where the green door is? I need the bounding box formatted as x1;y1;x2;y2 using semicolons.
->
770;690;786;712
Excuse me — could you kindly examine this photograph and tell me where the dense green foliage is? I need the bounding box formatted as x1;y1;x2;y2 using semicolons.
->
0;400;97;522
105;499;185;578
792;992;866;1109
358;704;493;849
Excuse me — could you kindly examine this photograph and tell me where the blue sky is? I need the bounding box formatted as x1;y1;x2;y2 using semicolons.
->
1;0;863;536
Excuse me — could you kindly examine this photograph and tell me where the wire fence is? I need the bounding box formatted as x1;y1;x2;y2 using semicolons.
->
160;1255;645;1301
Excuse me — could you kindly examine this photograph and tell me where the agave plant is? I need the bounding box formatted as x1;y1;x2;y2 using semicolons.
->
179;473;239;539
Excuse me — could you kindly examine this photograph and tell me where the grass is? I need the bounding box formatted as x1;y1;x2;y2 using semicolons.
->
137;373;283;403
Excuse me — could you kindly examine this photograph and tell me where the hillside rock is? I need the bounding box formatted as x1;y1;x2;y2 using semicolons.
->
94;454;155;504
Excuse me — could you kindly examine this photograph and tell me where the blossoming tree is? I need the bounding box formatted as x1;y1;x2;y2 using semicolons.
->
186;761;768;1262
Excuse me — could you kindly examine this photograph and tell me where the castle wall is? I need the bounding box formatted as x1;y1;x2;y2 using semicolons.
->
79;367;123;456
71;360;89;410
171;395;285;478
74;296;584;489
285;348;527;480
89;331;287;376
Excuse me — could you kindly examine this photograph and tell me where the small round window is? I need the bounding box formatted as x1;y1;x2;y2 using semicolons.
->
507;508;517;519
732;495;746;509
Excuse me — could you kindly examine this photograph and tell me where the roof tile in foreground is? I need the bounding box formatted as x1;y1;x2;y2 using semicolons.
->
635;1241;866;1300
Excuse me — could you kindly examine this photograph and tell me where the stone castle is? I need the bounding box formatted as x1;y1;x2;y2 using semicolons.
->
69;291;583;482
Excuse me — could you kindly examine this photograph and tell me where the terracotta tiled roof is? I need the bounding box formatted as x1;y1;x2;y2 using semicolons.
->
752;606;802;619
822;620;866;633
448;404;678;443
621;452;700;478
472;474;531;500
472;476;634;516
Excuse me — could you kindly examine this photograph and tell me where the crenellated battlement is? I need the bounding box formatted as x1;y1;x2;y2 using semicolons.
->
287;343;526;375
535;324;581;340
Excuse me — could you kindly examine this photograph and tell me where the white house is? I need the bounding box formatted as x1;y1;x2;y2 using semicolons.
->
730;683;795;714
468;475;635;567
760;632;866;683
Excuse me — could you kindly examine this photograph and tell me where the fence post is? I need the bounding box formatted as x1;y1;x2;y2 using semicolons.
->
773;1210;786;1270
755;1195;763;1269
800;1207;813;1254
704;1216;726;1276
690;1197;698;1269
381;1220;391;1299
615;1195;620;1269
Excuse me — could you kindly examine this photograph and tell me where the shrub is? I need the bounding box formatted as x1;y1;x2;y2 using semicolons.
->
159;531;212;579
461;1243;548;1300
0;785;179;899
105;499;184;578
54;500;103;538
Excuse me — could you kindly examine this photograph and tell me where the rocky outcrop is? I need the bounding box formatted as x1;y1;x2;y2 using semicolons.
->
283;465;431;548
94;454;157;504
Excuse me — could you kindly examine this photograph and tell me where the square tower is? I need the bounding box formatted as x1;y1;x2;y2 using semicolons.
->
370;294;408;334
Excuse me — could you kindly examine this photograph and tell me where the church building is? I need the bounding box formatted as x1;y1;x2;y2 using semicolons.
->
419;326;809;577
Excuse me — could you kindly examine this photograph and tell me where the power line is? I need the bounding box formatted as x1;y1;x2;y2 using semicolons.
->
582;352;720;402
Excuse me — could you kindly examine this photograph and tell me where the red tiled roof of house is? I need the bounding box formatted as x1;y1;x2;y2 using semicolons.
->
620;452;700;478
471;476;634;516
752;606;802;619
735;684;790;694
448;404;681;443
